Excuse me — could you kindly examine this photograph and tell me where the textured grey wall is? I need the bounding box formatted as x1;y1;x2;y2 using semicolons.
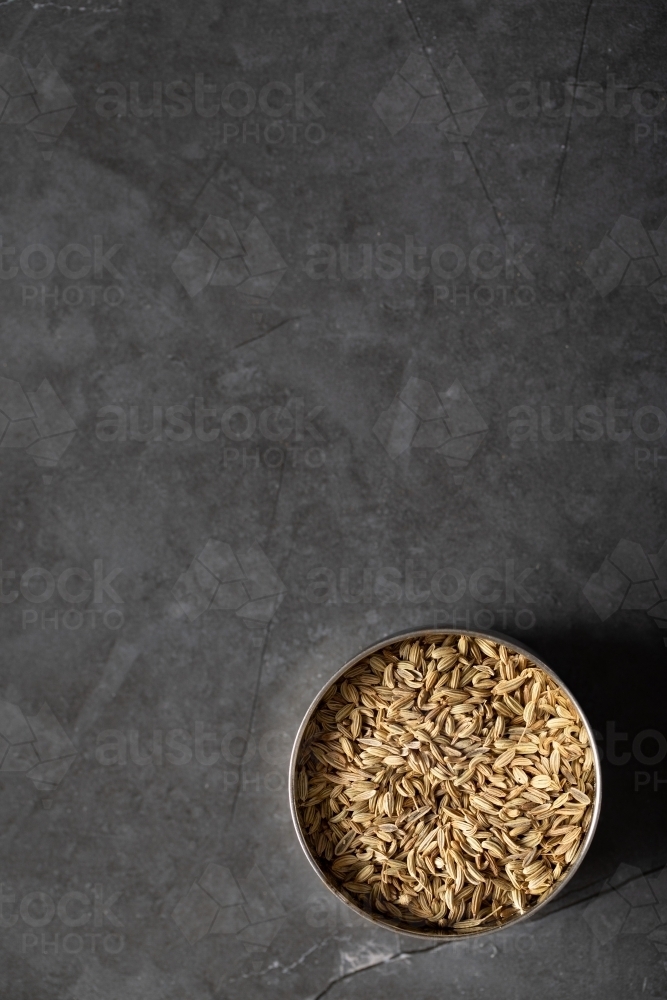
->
0;2;666;998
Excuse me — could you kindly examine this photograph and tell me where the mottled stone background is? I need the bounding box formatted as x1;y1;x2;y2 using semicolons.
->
0;1;666;997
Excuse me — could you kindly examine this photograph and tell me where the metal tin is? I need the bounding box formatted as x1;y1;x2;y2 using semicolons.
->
289;627;602;940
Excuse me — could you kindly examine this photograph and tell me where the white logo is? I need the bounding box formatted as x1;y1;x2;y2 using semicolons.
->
583;214;667;301
373;377;488;480
0;377;77;471
172;540;285;625
0;53;76;160
583;863;667;952
171;215;286;299
0;698;76;802
372;54;487;155
172;863;286;950
583;539;667;631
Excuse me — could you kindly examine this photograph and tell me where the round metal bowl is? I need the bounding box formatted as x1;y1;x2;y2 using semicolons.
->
289;627;602;940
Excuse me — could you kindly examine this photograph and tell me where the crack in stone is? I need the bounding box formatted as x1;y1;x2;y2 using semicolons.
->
217;865;667;995
400;0;507;242
307;867;667;998
551;0;595;217
30;1;122;9
532;863;667;922
232;316;301;351
230;938;332;981
309;941;450;1000
227;459;289;829
281;937;332;975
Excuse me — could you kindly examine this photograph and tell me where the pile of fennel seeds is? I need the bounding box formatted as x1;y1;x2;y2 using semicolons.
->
296;633;595;933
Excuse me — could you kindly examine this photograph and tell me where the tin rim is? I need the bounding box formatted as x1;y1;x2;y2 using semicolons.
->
289;626;602;940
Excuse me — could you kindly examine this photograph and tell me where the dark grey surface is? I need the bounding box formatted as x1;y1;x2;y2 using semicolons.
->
0;2;666;998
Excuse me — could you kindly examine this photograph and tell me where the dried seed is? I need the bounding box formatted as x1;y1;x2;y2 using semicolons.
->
297;634;595;936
